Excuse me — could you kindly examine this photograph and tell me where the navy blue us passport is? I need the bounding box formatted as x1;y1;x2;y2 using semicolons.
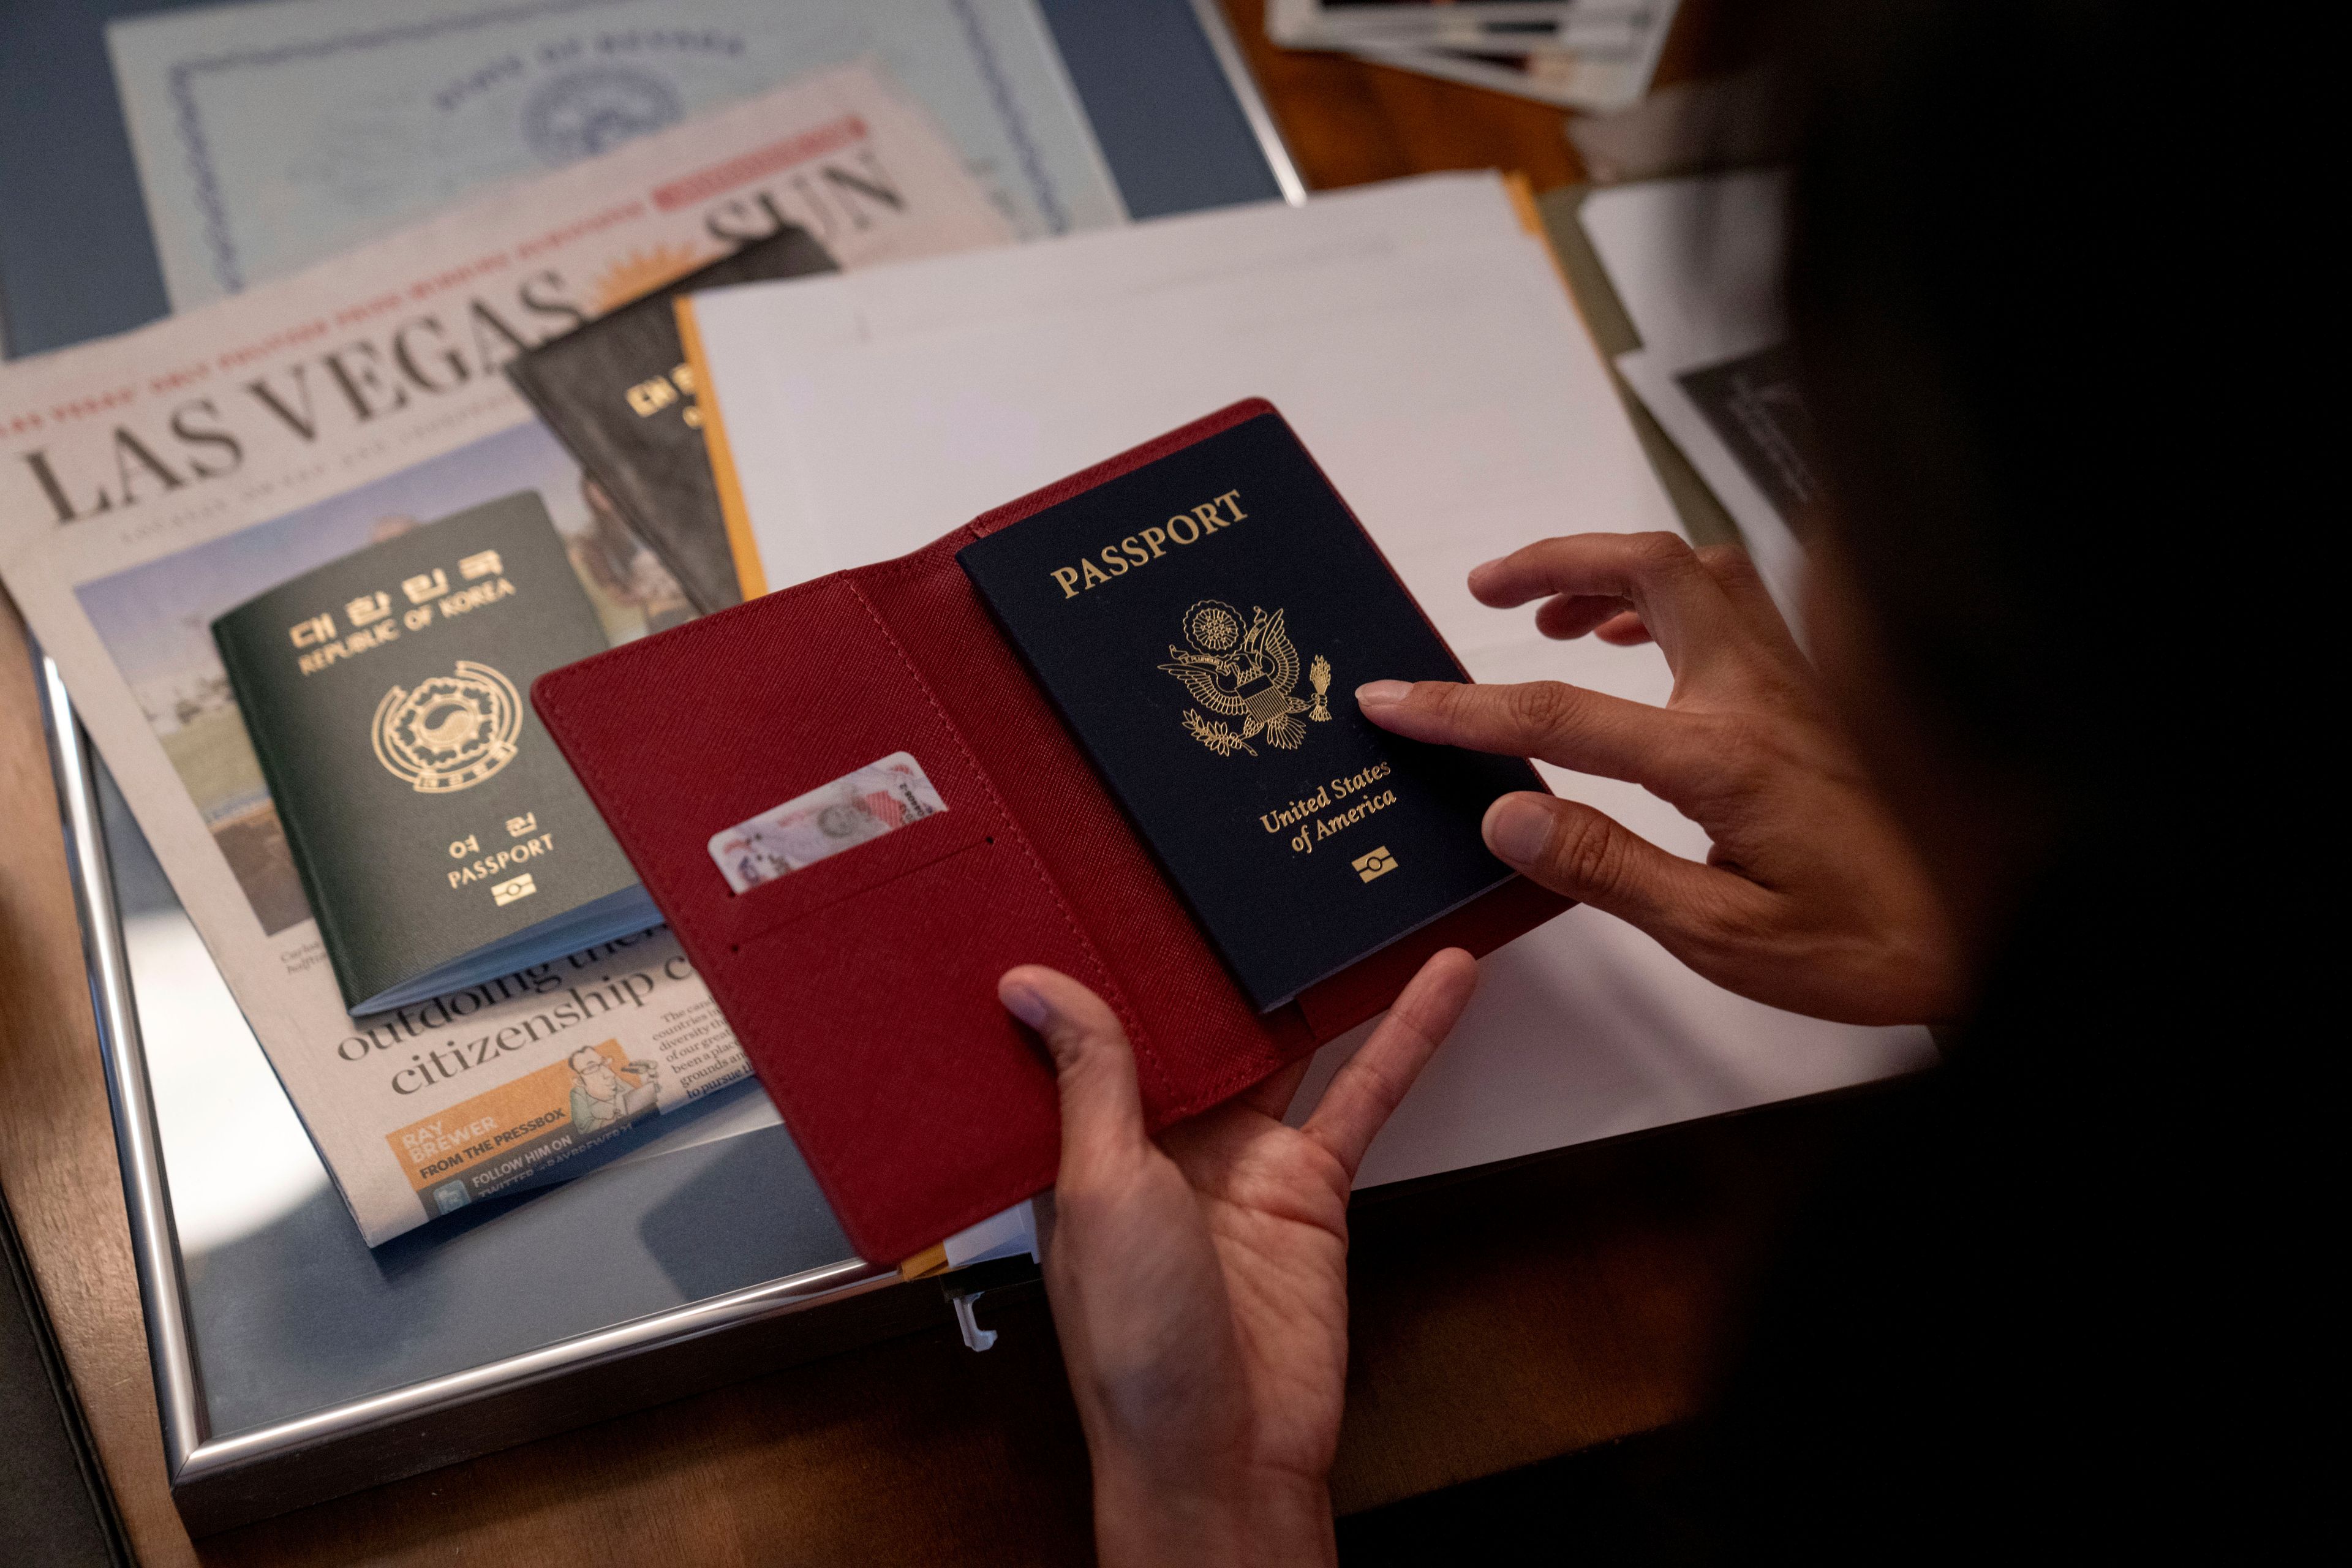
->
958;407;1542;1011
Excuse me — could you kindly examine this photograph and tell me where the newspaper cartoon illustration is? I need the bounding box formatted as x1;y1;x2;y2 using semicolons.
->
568;1046;661;1134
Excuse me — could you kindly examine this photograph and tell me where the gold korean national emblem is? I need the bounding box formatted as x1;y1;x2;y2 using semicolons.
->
372;660;524;793
1161;600;1333;758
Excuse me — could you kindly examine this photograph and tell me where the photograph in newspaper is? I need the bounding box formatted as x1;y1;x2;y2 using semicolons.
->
0;66;1014;1244
76;421;674;935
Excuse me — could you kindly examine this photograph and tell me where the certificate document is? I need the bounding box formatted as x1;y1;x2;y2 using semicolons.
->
109;0;1124;310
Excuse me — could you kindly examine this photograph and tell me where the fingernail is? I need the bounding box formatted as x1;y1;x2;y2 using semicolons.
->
1355;680;1411;707
1469;556;1505;580
1485;794;1554;864
1000;978;1052;1030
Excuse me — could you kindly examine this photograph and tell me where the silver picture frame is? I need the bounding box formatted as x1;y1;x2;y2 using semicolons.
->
41;655;930;1534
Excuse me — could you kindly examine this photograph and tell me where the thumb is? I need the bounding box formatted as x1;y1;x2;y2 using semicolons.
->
1482;791;1757;944
1000;965;1148;1177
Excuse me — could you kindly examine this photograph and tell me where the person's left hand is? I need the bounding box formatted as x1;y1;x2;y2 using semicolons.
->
1000;951;1480;1568
1355;532;1961;1025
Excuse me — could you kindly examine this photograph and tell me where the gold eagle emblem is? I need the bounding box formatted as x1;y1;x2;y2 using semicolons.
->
372;660;523;793
1160;600;1330;758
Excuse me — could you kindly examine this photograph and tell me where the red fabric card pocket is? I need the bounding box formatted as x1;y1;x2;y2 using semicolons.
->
537;575;1120;1259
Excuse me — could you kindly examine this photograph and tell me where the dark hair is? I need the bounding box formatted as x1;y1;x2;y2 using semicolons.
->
1782;1;2198;792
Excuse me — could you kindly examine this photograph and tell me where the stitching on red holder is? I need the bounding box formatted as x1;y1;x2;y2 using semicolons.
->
840;578;1164;1091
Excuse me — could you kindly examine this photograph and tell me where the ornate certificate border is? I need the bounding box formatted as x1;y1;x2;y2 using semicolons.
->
154;0;1084;295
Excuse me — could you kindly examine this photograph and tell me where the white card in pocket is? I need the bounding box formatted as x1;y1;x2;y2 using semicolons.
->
707;752;948;894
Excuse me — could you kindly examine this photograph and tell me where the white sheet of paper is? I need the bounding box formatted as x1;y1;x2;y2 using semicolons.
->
694;172;1934;1187
1578;169;1790;364
695;173;1533;582
1579;170;1812;630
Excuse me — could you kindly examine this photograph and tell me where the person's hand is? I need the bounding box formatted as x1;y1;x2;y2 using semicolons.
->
1357;533;1959;1025
999;950;1480;1568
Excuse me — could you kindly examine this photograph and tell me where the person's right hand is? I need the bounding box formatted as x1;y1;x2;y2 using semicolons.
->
1001;949;1479;1568
1357;532;1961;1025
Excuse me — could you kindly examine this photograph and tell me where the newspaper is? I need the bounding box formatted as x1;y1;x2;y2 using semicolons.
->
0;64;1012;1245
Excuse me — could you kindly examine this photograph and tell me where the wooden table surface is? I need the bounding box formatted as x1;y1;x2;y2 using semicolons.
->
0;3;1849;1562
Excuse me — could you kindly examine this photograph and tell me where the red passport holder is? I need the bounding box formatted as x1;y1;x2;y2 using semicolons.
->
533;399;1568;1261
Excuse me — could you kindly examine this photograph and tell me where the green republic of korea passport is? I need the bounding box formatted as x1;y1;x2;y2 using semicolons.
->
213;492;654;1014
957;409;1542;1011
